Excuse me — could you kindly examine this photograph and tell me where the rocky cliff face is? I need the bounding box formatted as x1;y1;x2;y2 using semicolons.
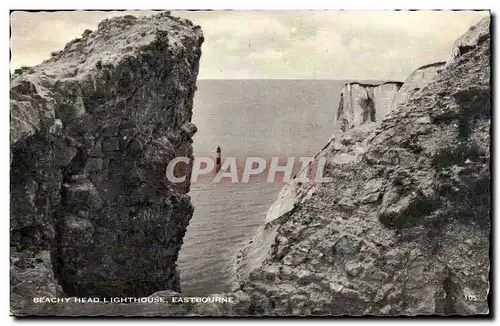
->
10;12;203;314
336;82;403;131
234;16;490;316
446;16;490;66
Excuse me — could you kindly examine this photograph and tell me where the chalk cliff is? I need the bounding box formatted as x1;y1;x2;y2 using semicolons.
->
233;15;491;316
10;12;203;315
336;82;402;131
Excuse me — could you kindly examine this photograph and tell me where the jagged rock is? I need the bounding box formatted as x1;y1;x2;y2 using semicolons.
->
234;16;491;316
10;248;64;315
181;121;198;138
446;16;490;66
10;12;203;315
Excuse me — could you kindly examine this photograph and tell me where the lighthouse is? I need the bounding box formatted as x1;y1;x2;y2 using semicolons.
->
215;146;221;173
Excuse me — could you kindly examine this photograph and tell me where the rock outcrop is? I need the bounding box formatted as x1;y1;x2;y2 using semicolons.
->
446;16;490;66
234;16;490;316
391;62;445;110
336;82;403;131
10;12;203;315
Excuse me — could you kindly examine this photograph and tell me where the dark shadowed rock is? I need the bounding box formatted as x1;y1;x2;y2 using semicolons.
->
10;12;203;315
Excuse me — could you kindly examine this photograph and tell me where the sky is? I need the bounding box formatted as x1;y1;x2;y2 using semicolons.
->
10;10;489;80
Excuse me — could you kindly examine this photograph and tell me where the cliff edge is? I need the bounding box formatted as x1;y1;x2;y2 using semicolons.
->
234;16;491;316
391;62;445;110
10;12;203;315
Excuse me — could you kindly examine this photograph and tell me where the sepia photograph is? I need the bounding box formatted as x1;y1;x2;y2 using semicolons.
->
8;7;491;317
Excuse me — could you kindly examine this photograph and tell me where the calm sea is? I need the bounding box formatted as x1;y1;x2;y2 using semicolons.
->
177;79;352;295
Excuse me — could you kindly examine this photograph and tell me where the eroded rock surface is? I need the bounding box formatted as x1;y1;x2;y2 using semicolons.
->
446;16;490;66
234;16;490;316
391;62;445;110
10;12;203;315
336;82;402;131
